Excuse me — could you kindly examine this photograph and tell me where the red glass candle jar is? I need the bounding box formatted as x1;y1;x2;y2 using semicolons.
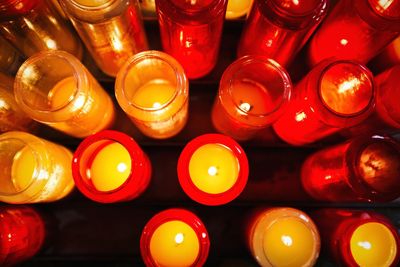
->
247;207;320;267
312;209;400;267
0;0;82;59
372;36;400;72
155;0;228;79
308;0;400;66
301;135;400;202
72;130;151;203
177;133;248;206
0;206;45;266
60;0;148;77
140;208;210;267
211;56;292;141
273;59;375;146
238;0;328;67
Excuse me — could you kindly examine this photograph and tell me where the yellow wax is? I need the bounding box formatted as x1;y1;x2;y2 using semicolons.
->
263;218;316;267
350;222;397;267
90;142;131;192
149;220;200;267
11;146;37;192
226;0;253;19
73;0;110;7
132;79;176;109
48;77;76;110
189;144;239;194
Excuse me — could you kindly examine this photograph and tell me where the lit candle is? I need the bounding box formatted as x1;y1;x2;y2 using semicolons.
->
311;209;400;267
308;0;400;66
14;50;115;138
0;74;34;133
273;59;374;145
155;0;228;79
178;133;248;206
141;208;210;267
60;0;148;77
225;0;253;19
247;207;320;267
301;135;400;202
115;50;189;139
0;0;82;59
237;0;328;67
0;131;74;204
72;130;151;203
0;206;45;266
212;56;292;141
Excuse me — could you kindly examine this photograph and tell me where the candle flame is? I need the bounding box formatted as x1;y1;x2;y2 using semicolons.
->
117;163;128;173
208;166;218;176
378;0;394;9
0;99;9;110
340;39;348;46
357;241;372;250
174;233;184;245
338;77;361;94
295;111;307;122
281;235;293;247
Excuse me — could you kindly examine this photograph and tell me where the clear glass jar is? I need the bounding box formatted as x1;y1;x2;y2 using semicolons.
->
0;0;82;59
60;0;148;77
115;50;189;139
0;131;75;204
14;50;115;138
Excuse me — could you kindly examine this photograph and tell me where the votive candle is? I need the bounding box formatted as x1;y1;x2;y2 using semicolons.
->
115;50;189;139
14;50;115;138
72;130;151;203
212;56;291;141
140;208;210;267
0;131;74;204
178;133;248;206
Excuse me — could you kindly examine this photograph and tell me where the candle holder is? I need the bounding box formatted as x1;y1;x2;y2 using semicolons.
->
0;206;45;266
0;0;82;59
72;130;151;203
212;56;292;141
311;209;400;267
60;0;148;77
177;133;248;206
140;208;210;267
247;207;320;267
237;0;328;67
301;135;400;202
0;74;34;133
226;0;253;19
155;0;228;79
14;50;115;138
0;131;74;204
308;0;400;66
115;50;189;139
273;59;375;146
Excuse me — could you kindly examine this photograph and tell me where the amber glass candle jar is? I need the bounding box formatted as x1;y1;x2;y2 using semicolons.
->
115;50;189;139
155;0;228;79
312;209;400;267
0;36;23;75
14;50;115;138
72;130;152;203
212;56;292;141
0;0;82;59
308;0;400;66
237;0;328;67
247;207;320;267
0;131;74;204
0;74;34;133
273;59;375;145
301;135;400;202
60;0;148;77
0;206;45;266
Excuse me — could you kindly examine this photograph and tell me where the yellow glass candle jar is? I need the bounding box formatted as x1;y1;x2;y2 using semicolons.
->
60;0;148;77
0;131;74;204
14;50;115;138
115;50;189;139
